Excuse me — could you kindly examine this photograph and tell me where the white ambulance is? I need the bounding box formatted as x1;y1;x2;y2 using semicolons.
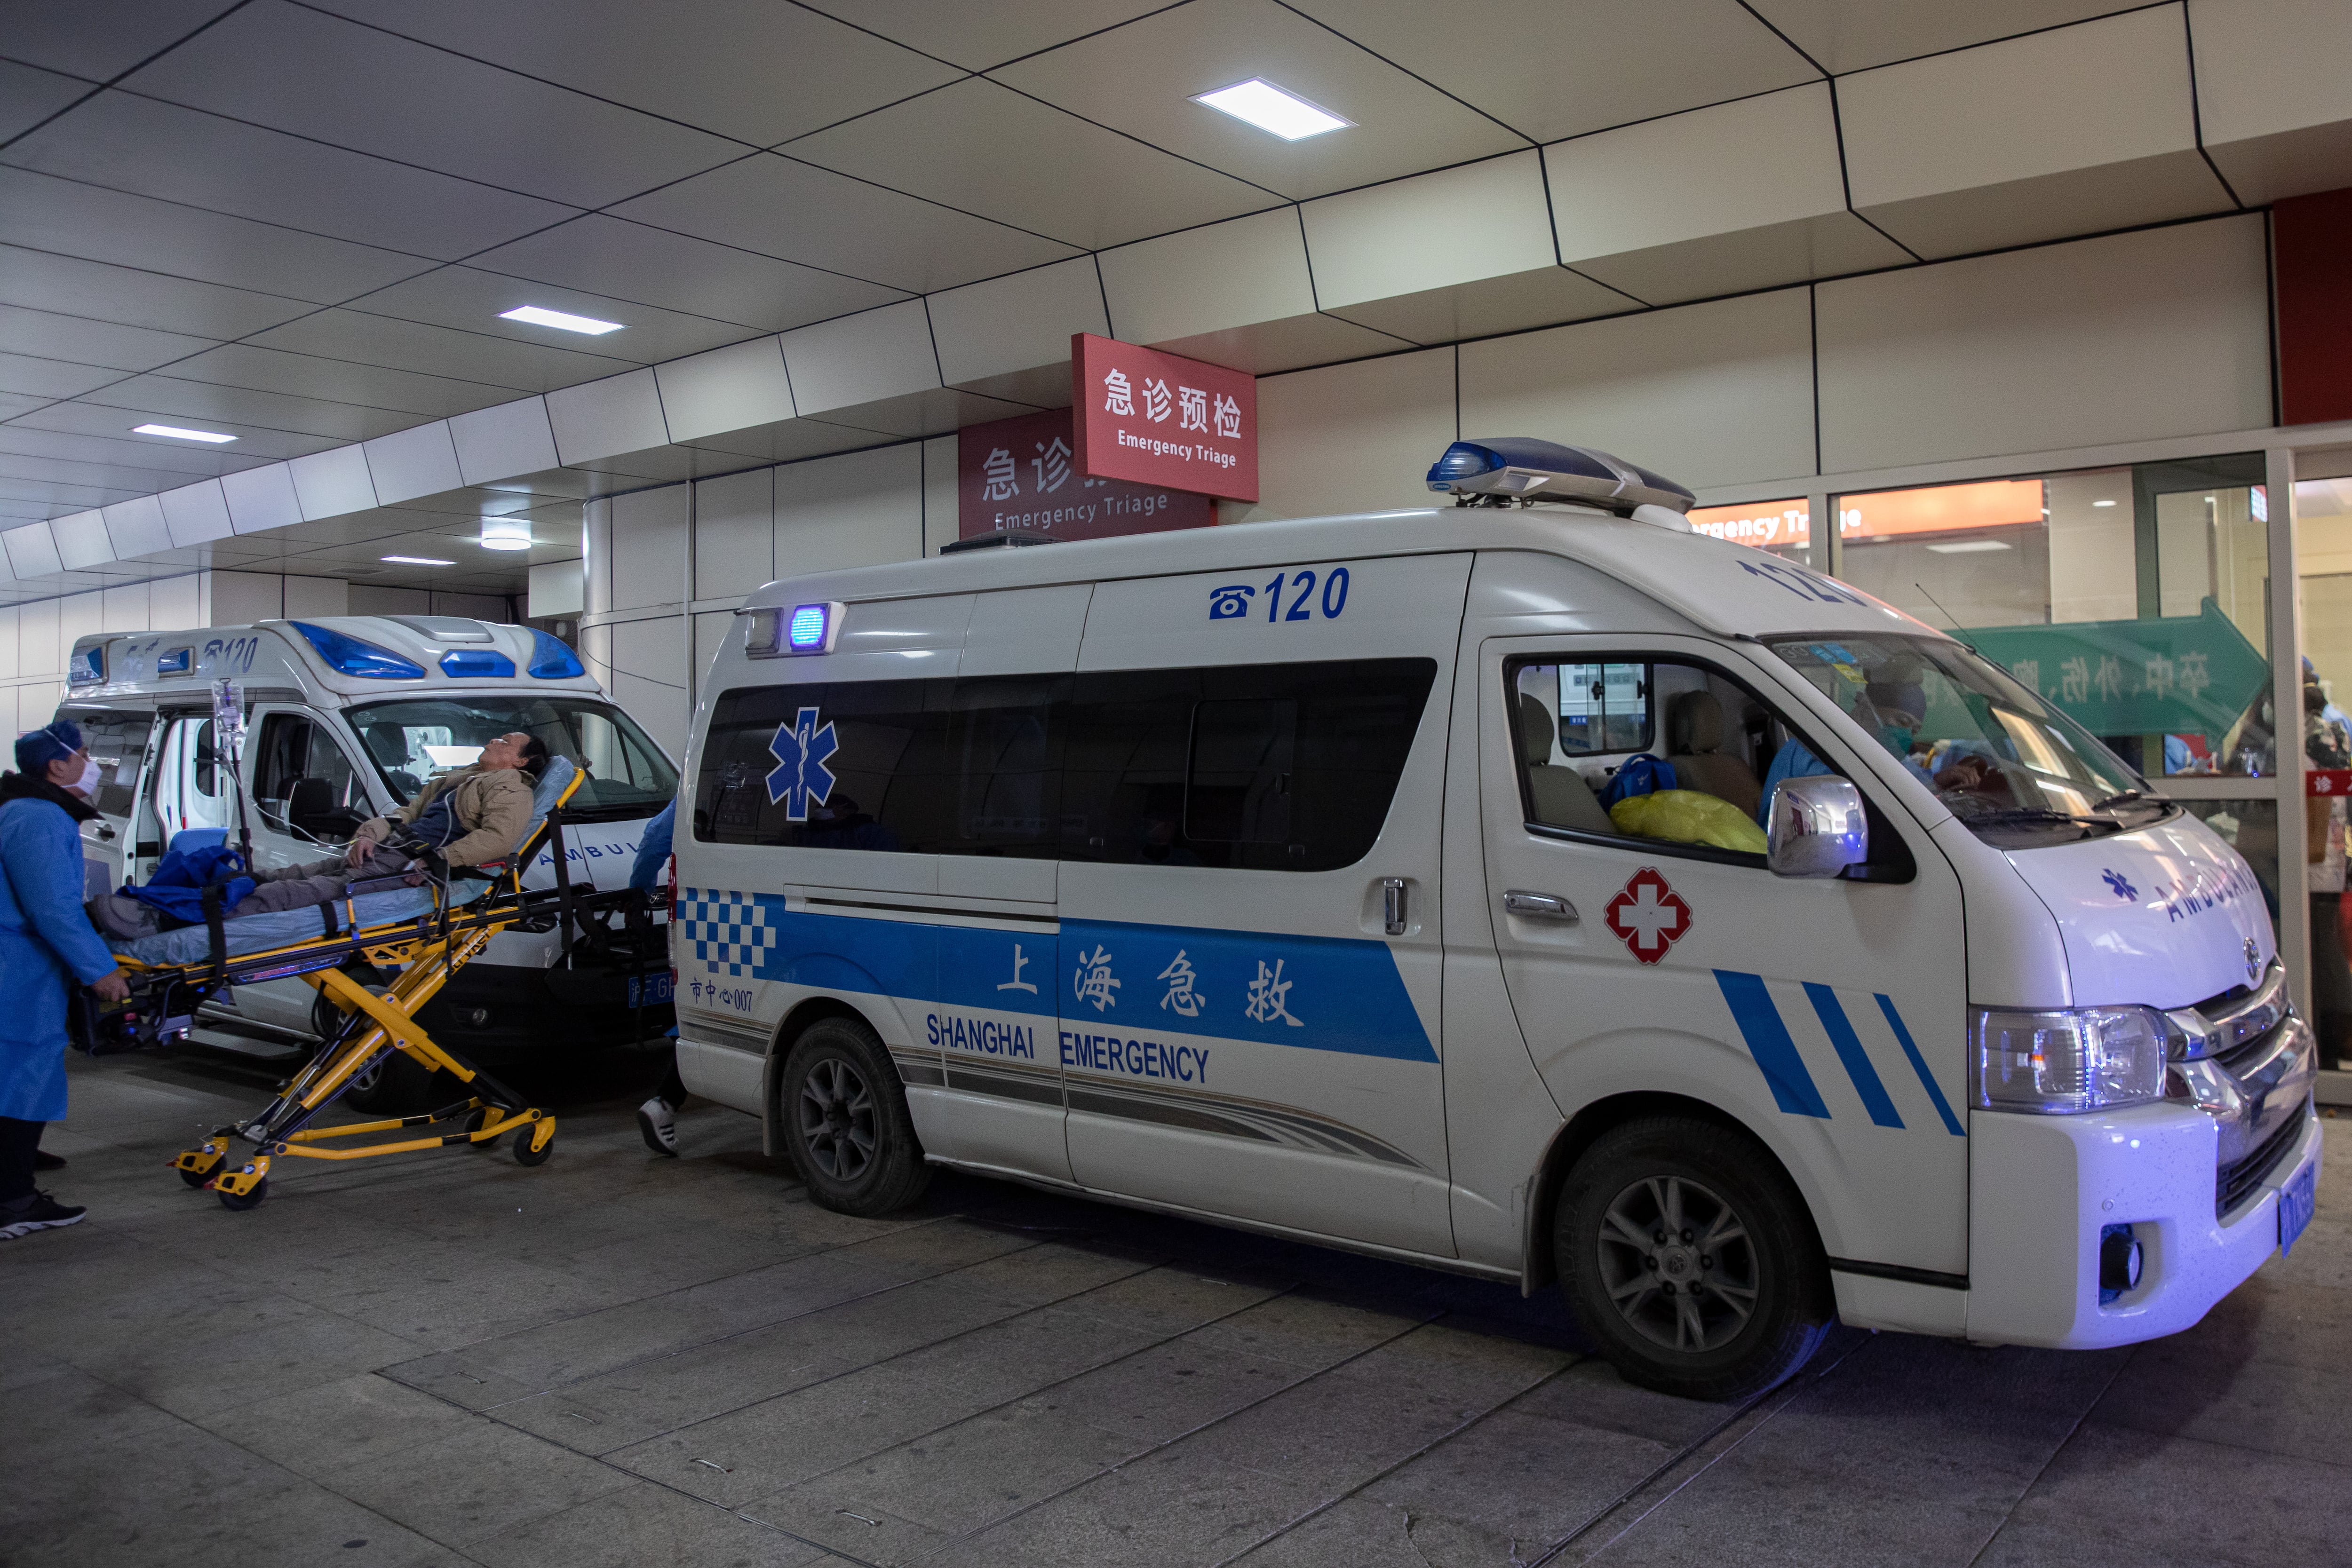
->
670;438;2319;1399
61;615;676;1103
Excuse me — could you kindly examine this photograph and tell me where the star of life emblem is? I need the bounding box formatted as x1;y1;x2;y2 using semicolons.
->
765;706;838;822
1604;867;1692;966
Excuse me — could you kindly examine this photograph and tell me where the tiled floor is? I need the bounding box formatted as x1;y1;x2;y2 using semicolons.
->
6;1044;2347;1568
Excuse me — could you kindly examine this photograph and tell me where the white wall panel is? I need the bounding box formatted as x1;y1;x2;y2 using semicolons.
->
207;571;286;626
525;559;583;619
774;444;923;577
17;598;57;677
448;396;560;485
693;466;774;602
287;445;379;521
284;575;349;618
3;522;63;579
1840;6;2229;257
151;572;200;634
780;300;941;418
362;419;463;505
1099;208;1316;345
0;606;20;680
220;462;303;535
1229;348;1457;525
546;368;669;465
656;336;796;443
101;495;171;558
2191;0;2352;203
56;592;98;672
159;480;235;546
927;257;1107;402
349;584;432;618
51;510;112;571
101;582;148;633
1460;288;1816;491
609;615;689;759
692;609;733;693
609;483;688;612
922;434;958;557
1815;215;2271;473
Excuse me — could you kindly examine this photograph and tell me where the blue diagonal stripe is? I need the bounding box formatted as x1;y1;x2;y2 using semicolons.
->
1804;983;1904;1130
1713;971;1830;1118
1875;994;1965;1137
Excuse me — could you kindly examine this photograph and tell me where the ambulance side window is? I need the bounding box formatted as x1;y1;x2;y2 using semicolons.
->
253;713;371;841
58;706;150;820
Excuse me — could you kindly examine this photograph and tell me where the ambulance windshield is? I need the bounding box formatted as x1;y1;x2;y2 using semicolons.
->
1765;635;2164;847
348;694;675;818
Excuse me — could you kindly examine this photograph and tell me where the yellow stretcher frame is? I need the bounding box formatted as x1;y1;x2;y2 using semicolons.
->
143;770;594;1211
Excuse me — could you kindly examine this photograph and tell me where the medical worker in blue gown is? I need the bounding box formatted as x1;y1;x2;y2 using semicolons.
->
0;721;129;1239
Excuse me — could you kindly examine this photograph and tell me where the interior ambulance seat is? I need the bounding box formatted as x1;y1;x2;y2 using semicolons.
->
1665;690;1763;818
1517;694;1613;833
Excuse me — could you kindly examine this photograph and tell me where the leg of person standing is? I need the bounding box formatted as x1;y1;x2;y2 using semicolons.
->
627;798;684;1157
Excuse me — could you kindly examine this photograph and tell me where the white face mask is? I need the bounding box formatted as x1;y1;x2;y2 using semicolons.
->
71;756;99;797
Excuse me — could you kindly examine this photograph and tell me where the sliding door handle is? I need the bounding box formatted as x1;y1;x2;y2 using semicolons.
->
1503;890;1577;922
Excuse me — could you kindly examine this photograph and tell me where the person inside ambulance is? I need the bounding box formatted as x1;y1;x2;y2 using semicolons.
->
236;731;550;913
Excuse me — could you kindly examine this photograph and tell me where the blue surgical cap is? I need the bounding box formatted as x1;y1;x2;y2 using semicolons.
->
15;718;83;776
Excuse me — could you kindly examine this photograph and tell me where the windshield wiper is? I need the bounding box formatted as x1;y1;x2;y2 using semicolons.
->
2090;789;2168;812
1943;802;2112;827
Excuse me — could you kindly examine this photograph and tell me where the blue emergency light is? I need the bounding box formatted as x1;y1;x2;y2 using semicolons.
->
291;621;425;679
526;628;585;679
68;644;105;685
156;648;191;675
439;649;517;678
1426;437;1695;515
788;604;829;650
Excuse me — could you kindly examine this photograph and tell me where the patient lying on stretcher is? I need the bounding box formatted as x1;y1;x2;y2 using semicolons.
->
88;735;550;942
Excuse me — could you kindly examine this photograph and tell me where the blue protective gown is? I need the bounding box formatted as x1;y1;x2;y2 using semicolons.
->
0;792;119;1122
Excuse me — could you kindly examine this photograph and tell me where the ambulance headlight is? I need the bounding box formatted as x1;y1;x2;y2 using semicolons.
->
1970;1005;2167;1114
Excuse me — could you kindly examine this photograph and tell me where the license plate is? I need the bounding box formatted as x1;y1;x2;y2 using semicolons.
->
628;973;675;1007
2279;1156;2318;1255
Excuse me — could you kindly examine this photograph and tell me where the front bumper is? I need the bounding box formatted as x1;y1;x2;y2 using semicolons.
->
1965;1086;2320;1349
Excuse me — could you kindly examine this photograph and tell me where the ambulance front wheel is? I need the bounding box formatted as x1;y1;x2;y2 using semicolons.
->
1557;1116;1833;1402
779;1016;931;1217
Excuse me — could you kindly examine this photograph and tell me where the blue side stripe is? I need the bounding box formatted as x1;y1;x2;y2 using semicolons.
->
1875;994;1965;1137
1713;971;1829;1118
1804;983;1904;1130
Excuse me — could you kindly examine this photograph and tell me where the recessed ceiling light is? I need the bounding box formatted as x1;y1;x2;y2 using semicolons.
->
479;516;532;552
381;555;454;566
133;423;236;443
1926;539;2012;554
2091;499;2118;507
1192;79;1351;141
500;305;623;335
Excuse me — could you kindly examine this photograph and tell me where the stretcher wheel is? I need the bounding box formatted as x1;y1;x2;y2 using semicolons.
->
216;1178;269;1212
465;1107;501;1149
513;1125;554;1166
178;1153;222;1188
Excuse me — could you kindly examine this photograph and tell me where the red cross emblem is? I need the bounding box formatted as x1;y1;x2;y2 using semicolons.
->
1605;867;1692;965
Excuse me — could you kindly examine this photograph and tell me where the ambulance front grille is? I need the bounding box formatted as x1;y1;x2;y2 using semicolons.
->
2217;1110;2303;1217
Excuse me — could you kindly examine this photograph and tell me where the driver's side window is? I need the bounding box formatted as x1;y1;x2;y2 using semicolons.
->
254;713;373;843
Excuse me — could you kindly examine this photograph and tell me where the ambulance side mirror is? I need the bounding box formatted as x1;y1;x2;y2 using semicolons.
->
1766;775;1867;878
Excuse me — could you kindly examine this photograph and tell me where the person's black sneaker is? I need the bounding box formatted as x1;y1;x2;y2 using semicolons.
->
32;1149;64;1172
0;1191;85;1239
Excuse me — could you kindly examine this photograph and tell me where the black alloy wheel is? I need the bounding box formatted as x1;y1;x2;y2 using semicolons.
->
778;1016;931;1216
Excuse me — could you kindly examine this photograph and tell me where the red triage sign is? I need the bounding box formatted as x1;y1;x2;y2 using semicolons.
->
1071;332;1257;503
1605;867;1692;965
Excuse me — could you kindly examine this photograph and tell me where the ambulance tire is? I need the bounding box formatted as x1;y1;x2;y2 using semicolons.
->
1557;1116;1832;1402
779;1016;932;1217
342;1047;438;1116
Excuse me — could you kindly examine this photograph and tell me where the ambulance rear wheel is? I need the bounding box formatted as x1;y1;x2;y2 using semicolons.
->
779;1016;930;1217
1557;1116;1832;1402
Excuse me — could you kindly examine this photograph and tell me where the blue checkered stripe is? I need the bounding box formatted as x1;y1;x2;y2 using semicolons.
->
676;888;779;979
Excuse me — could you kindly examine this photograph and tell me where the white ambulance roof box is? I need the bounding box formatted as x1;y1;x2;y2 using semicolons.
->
1426;437;1696;514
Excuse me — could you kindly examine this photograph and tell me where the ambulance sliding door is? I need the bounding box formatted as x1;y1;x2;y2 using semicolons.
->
1058;553;1469;1257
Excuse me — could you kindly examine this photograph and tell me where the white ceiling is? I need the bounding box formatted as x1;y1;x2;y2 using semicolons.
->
0;0;2347;604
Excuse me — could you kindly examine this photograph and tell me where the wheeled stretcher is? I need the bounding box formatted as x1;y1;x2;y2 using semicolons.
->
102;758;660;1211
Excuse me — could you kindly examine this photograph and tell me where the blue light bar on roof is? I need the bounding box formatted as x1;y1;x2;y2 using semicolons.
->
440;649;516;679
156;648;191;676
1426;437;1696;514
526;628;586;679
290;621;425;680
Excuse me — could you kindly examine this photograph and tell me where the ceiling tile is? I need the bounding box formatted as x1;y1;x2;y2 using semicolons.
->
796;0;1173;71
1857;154;2233;260
1289;0;1817;143
928;256;1107;390
0;58;93;141
612;152;1080;295
545;368;667;465
1322;268;1638;345
1099;208;1316;344
0;351;123;400
219;462;301;533
780;300;938;418
76;374;421;443
361;420;461;505
1302;150;1557;310
655;337;795;444
306;0;966;147
147;343;523;420
0;391;48;421
0;426;255;482
683;417;902;465
0;166;437;306
1;90;580;259
288;444;378;519
0;302;221;372
2190;0;2352;206
0;476;135;510
0;0;239;79
1149;313;1414;375
7;398;349;459
1745;0;2132;74
158;478;234;546
1574;211;1911;305
449;398;559;486
338;266;759;366
0;243;314;340
245;309;636;396
786;78;1278;250
466;215;908;334
119;0;747;208
0;453;230;507
990;0;1525;199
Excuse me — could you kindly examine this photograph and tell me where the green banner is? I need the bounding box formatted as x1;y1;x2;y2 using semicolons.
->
1957;598;2267;742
